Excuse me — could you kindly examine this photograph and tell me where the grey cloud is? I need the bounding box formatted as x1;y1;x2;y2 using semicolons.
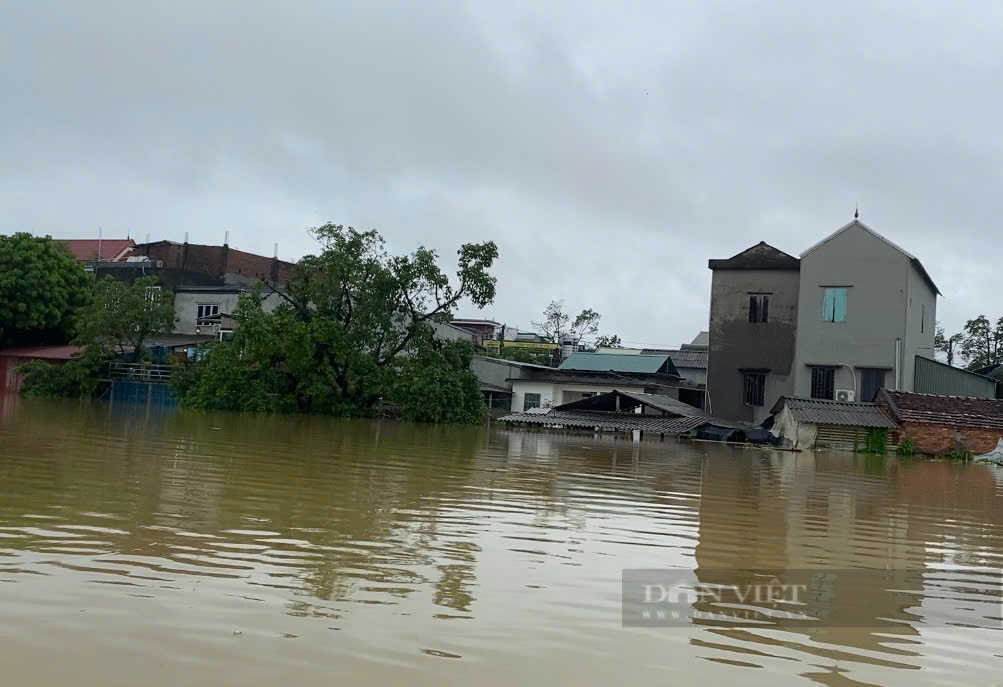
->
2;0;1002;345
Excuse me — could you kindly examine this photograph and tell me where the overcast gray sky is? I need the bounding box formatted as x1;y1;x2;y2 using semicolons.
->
3;1;1000;345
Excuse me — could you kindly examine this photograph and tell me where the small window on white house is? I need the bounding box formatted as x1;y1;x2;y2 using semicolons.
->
523;393;542;410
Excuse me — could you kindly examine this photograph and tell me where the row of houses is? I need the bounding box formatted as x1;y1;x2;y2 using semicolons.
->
496;216;1003;457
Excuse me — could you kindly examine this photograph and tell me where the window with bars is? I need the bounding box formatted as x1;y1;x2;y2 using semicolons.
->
743;373;765;406
810;366;835;400
748;294;770;323
523;393;542;410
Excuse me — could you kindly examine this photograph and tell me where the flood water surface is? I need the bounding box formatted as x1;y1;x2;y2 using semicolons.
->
1;398;1002;685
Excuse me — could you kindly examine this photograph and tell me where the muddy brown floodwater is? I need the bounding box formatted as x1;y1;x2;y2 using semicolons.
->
1;397;1001;686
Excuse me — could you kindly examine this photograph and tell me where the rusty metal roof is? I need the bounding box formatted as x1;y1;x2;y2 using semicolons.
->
0;345;85;360
498;409;709;434
770;397;896;428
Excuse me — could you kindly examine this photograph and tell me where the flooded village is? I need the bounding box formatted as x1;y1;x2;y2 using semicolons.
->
2;218;1003;686
4;2;1003;682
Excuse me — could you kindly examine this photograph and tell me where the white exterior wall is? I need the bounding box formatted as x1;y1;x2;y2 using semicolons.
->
173;291;284;335
511;381;646;412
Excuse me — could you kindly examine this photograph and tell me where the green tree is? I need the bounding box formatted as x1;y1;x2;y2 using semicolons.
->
75;276;177;359
595;334;622;349
387;339;486;423
174;224;498;421
934;323;963;367
532;300;602;348
959;315;1003;370
0;233;91;346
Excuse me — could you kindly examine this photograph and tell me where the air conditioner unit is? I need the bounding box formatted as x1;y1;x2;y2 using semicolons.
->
836;389;855;402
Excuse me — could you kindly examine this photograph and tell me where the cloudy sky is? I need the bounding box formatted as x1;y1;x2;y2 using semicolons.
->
3;1;1000;345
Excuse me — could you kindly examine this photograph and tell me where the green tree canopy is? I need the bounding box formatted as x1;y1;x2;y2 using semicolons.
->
173;224;498;421
0;233;91;346
75;276;177;359
959;315;1003;370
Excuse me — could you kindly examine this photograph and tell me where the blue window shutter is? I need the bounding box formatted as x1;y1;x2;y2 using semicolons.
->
822;289;835;321
834;288;847;322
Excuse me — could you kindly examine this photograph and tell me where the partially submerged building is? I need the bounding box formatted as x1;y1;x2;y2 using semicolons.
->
875;390;1003;455
769;397;898;451
708;219;988;425
507;352;686;412
500;389;775;443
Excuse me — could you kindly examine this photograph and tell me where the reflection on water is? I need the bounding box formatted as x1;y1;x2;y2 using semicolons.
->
1;397;1001;686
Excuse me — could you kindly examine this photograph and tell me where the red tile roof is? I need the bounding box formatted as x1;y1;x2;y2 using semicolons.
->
0;345;85;360
880;390;1003;431
58;239;135;262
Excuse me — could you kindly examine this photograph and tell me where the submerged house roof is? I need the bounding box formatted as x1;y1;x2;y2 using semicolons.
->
707;241;800;271
800;219;941;296
878;390;1003;430
500;390;714;434
559;352;680;376
770;397;897;428
558;390;707;417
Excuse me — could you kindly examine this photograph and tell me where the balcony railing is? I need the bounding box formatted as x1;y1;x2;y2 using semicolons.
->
108;361;174;382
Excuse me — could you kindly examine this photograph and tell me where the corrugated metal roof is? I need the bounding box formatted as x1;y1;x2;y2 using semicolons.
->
770;397;896;428
641;348;708;368
881;390;1003;430
559;353;672;374
498;410;709;434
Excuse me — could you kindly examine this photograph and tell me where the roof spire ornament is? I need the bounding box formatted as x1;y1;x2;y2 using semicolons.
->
854;203;859;219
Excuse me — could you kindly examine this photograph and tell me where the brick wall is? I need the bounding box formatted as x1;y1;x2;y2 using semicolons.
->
136;242;296;283
897;421;1002;456
875;392;1003;455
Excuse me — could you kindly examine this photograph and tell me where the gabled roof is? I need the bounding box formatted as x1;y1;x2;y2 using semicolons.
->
559;352;679;375
708;241;800;270
800;220;941;296
557;390;707;417
878;390;1003;430
58;238;135;262
769;396;897;428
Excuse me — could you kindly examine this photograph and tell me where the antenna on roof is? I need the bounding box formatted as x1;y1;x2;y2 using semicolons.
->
273;242;278;258
854;203;859;219
224;230;229;246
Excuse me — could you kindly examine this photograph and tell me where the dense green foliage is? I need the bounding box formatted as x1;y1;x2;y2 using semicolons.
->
172;225;498;423
76;276;176;360
862;427;888;455
386;338;486;424
19;347;110;399
0;233;91;346
896;437;916;457
19;275;177;397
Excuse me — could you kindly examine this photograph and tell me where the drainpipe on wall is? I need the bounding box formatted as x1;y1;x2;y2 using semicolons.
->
894;338;902;390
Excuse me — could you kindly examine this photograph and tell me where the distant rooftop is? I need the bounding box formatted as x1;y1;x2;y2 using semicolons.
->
58;238;135;262
640;348;708;369
559;352;678;376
